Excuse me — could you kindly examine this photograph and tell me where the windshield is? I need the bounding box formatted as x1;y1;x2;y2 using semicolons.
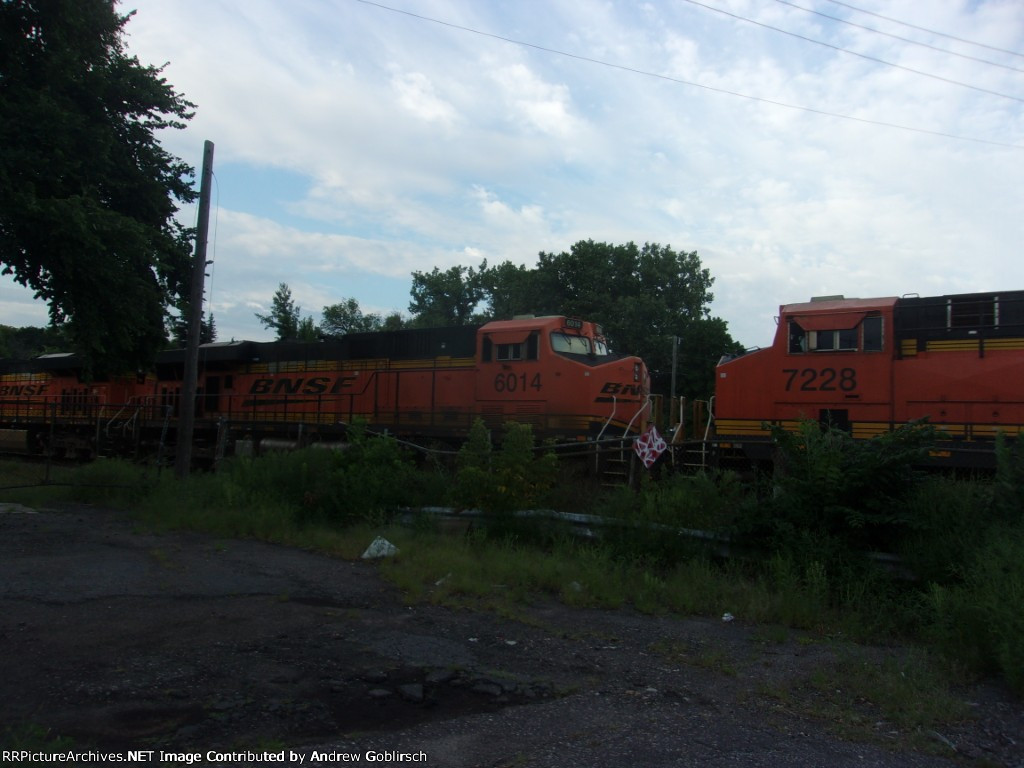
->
550;332;591;355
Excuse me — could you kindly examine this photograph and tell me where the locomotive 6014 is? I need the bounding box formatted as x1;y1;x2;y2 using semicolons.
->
0;315;651;462
712;290;1024;467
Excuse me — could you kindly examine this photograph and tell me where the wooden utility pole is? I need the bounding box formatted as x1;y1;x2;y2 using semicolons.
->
175;140;215;478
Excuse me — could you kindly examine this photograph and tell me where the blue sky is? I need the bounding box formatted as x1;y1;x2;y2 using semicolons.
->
2;0;1022;349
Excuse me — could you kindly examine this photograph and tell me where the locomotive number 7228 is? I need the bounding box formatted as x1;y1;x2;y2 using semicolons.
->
782;367;858;392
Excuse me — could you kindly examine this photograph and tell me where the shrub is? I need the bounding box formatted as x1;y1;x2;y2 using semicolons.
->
451;419;558;515
735;419;939;568
926;525;1024;693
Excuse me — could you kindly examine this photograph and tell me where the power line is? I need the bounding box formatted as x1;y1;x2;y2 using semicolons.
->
680;0;1024;104
352;0;1023;150
820;0;1024;59
772;0;1024;74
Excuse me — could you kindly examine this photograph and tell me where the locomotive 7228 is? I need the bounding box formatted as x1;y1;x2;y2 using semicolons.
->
711;290;1024;468
0;314;651;462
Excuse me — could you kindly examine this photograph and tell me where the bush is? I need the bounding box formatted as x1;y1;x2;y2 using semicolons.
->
451;419;558;515
899;475;995;584
926;525;1024;693
735;420;939;568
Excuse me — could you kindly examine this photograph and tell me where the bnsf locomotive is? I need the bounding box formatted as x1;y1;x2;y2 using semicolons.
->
0;315;651;462
711;290;1024;468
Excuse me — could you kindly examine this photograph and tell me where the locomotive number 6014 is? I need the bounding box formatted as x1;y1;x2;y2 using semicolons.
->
493;372;543;393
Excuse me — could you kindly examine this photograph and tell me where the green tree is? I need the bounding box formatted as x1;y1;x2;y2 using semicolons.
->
483;241;740;397
0;324;70;359
203;313;217;344
408;264;485;326
531;241;717;370
171;311;216;347
321;297;387;337
296;315;319;342
403;242;741;397
0;0;197;374
255;282;303;340
674;317;744;400
478;260;537;320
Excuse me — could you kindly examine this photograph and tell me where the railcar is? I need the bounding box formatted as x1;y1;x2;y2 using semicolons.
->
711;290;1024;468
0;315;651;463
0;353;144;458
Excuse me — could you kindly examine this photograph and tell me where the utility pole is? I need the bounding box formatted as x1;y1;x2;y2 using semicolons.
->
670;335;679;402
175;140;215;479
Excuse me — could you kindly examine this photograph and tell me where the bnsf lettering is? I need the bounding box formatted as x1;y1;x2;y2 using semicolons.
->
248;376;353;396
600;382;643;397
0;384;49;396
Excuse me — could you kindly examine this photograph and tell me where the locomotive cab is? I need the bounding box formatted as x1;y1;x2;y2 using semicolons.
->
714;295;898;459
475;316;650;442
714;290;1024;468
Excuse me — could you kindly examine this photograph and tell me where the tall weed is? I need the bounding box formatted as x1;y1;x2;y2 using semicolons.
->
926;525;1024;693
451;419;560;541
736;420;938;569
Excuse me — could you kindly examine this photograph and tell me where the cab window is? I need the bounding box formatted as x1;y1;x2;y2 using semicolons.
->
482;332;539;362
862;316;883;351
551;332;592;355
812;328;858;352
497;343;522;361
788;322;807;353
788;318;882;353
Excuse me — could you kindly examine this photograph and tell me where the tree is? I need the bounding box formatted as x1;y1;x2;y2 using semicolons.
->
296;315;319;342
496;240;733;395
402;242;741;398
171;311;216;347
255;283;302;340
203;313;217;344
408;264;485;326
478;260;537;320
0;324;70;359
0;0;197;374
321;297;386;338
674;317;744;400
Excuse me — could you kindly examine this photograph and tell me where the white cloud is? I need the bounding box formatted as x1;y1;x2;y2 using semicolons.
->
390;70;459;127
4;0;1020;354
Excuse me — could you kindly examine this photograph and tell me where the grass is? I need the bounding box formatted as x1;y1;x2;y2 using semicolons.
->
1;439;1021;705
773;649;973;756
1;723;77;752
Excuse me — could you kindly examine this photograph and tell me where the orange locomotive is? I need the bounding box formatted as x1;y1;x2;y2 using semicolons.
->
712;291;1024;468
151;314;651;457
0;353;143;458
0;315;651;461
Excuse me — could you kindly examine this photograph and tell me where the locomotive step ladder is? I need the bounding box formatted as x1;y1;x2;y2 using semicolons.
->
598;437;635;487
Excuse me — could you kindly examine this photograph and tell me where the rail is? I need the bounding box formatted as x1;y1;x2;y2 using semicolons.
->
594;395;617;444
697;395;715;468
623;395;652;437
103;398;144;437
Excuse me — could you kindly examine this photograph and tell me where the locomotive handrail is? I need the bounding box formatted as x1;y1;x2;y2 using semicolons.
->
594;395;617;444
623;395;652;438
703;395;715;443
104;402;132;433
699;395;715;469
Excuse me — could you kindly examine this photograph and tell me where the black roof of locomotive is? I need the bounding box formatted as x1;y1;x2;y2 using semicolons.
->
895;290;1024;340
154;325;480;374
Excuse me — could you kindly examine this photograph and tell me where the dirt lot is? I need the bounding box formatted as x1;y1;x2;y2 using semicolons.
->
1;502;1021;767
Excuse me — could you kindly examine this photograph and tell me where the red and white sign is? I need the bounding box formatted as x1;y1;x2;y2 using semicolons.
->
634;425;667;468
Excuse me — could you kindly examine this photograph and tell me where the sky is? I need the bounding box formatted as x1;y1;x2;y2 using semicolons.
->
2;0;1023;350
